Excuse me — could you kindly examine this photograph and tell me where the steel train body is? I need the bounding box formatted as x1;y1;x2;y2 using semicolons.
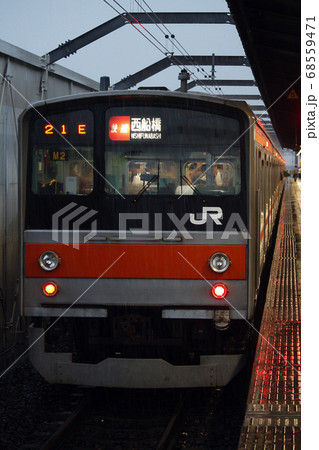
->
19;90;285;388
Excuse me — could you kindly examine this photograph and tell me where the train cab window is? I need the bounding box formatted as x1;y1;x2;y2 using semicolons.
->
31;152;93;195
175;160;238;195
30;110;94;195
105;152;240;197
105;107;242;197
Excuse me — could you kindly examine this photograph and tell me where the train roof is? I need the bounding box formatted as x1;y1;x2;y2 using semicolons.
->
21;89;284;164
25;88;254;116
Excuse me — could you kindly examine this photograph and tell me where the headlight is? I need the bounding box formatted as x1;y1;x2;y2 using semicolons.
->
209;252;230;273
39;251;60;271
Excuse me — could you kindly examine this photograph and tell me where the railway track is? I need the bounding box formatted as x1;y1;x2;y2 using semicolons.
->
41;389;186;450
1;357;250;449
40;378;249;449
41;393;92;449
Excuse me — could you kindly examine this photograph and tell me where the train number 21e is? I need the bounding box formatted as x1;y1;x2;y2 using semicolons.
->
44;124;87;135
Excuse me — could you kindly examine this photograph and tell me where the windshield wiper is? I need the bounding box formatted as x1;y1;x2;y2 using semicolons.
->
181;176;204;198
133;175;159;202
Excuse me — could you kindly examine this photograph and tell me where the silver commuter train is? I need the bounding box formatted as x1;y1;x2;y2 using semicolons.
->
19;90;285;388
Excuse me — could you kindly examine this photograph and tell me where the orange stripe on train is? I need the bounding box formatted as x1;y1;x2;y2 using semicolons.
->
25;243;246;280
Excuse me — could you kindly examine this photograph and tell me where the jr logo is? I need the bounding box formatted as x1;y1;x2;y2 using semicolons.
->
189;207;223;225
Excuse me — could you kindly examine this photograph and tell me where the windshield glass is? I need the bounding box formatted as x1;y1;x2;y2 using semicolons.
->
105;107;241;196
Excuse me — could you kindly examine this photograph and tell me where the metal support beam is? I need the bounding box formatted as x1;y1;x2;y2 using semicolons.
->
211;53;216;80
46;13;235;65
132;12;235;25
113;55;249;90
176;78;257;91
195;79;257;86
47;15;126;64
214;94;261;99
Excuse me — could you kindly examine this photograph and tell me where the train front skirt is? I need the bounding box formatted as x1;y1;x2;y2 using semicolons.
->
29;325;245;388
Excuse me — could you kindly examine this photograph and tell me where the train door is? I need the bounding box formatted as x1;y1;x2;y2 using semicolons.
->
265;159;269;246
259;153;265;269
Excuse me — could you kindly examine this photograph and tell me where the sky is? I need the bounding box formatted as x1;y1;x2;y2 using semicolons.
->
1;0;256;95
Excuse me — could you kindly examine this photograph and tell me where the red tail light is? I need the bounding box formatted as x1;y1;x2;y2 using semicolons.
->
211;283;227;299
43;282;58;297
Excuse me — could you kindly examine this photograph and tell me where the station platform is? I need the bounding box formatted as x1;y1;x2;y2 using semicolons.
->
239;179;301;448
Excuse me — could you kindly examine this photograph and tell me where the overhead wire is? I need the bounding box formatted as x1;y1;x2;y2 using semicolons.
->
135;1;264;104
137;0;225;95
101;0;168;56
101;0;222;96
131;0;222;95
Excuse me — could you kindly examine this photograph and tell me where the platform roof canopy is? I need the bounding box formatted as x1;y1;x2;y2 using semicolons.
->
226;0;300;151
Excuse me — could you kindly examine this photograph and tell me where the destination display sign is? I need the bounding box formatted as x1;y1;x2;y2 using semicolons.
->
109;116;162;141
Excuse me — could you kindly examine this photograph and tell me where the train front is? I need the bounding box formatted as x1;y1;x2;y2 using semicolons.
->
21;91;253;388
